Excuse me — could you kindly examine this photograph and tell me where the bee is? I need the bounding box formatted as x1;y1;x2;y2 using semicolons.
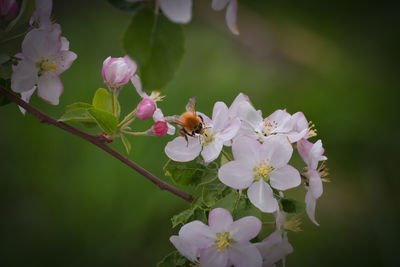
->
166;96;206;143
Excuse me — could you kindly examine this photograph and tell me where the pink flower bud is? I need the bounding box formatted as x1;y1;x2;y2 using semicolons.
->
101;56;137;89
0;0;18;21
152;121;169;136
137;98;156;120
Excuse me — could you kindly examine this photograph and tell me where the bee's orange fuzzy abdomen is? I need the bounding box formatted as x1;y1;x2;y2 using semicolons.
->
180;112;201;132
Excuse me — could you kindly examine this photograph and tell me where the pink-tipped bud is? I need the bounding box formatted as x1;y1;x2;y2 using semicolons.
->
101;56;137;89
0;0;18;21
151;121;169;136
137;98;156;120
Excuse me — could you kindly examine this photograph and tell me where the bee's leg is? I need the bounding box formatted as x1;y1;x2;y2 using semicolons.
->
199;115;204;123
180;129;189;146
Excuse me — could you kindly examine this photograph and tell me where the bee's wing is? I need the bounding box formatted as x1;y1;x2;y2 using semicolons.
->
185;96;196;114
164;115;184;127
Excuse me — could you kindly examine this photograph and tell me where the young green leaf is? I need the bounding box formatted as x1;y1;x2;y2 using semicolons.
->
122;7;184;90
92;88;120;118
211;189;239;213
164;158;218;187
201;183;228;207
233;195;262;220
59;102;95;123
157;251;191;267
280;198;306;214
88;108;118;136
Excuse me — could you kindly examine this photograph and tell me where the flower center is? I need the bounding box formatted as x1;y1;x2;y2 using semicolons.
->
254;161;274;181
214;232;234;253
202;128;215;146
36;59;58;76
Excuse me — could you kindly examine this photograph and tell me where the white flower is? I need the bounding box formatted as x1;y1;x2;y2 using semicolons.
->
172;208;262;267
218;136;301;213
11;27;77;105
255;230;293;267
165;101;241;163
212;0;239;35
297;138;327;226
237;101;309;143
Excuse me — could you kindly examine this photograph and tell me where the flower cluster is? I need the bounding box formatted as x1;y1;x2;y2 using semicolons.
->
165;93;329;266
11;0;77;112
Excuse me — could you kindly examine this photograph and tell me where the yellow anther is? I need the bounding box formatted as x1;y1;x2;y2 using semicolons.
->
214;232;234;252
253;161;273;181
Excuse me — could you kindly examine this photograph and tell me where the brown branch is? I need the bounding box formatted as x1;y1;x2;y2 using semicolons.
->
0;86;193;203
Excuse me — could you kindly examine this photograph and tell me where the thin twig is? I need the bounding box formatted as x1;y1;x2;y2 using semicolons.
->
0;86;193;203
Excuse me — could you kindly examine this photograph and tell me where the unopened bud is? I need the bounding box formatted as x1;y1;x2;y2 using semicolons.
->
137;98;156;120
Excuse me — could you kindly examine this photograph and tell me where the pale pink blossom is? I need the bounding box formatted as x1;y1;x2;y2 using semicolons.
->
212;0;239;35
102;56;137;91
237;101;309;143
0;0;18;21
165;101;241;163
172;208;262;267
297;138;327;226
11;27;77;105
218;136;301;213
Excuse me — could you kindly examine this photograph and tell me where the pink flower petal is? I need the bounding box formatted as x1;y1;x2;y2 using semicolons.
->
229;242;262;267
55;50;77;75
211;101;229;131
170;235;199;263
247;180;278;213
269;165;301;191
18;86;36;115
37;71;63;105
201;139;223;163
131;74;146;98
211;0;230;10
200;246;228;267
228;216;261;242
226;0;239;35
179;221;214;249
260;136;293;169
11;59;38;93
305;190;319;226
22;27;61;61
218;160;254;190
218;117;241;141
255;230;293;266
208;208;233;233
232;136;260;166
308;168;323;199
165;136;202;162
159;0;192;24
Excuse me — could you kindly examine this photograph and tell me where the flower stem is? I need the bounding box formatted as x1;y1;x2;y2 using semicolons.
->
111;89;118;117
118;108;137;129
0;31;27;44
122;130;147;136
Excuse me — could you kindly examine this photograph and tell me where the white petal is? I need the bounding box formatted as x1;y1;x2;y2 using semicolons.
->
167;123;175;135
208;208;233;233
255;230;293;266
18;86;36;115
201;139;223;163
260;136;293;169
22;27;61;60
218;117;241;142
267;109;292;134
226;0;239;35
212;101;229;132
228;92;249;119
286;128;308;143
60;36;69;51
159;0;192;24
229;216;261;242
179;221;215;248
165;136;201;162
153;108;164;122
170;235;199;263
211;0;230;10
55;50;77;74
37;72;63;105
308;169;323;199
232;136;260;165
305;190;319;226
218;160;254;190
237;101;262;129
229;242;262;267
269;165;301;191
131;74;146;98
200;246;228;267
11;59;38;93
309;140;326;169
196;111;212;126
248;180;278;213
297;138;313;165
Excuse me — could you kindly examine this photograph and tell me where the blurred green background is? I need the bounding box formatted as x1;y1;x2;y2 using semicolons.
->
1;0;399;266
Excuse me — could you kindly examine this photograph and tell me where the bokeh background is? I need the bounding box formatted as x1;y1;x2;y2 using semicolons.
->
1;0;399;266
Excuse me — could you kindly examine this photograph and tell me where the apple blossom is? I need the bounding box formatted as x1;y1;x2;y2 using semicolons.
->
102;56;137;91
165;101;241;163
173;208;262;267
147;108;175;136
11;27;77;105
212;0;239;35
255;231;293;267
237;101;309;143
0;0;18;21
218;136;301;213
297;138;327;226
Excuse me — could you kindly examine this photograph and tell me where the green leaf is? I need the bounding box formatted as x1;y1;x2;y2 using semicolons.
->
88;107;118;136
122;7;184;90
157;251;191;267
212;190;239;213
121;134;131;154
0;78;12;106
202;183;228;207
164;157;218;187
59;102;95;123
171;208;194;228
233;195;262;220
92;88;120;118
107;0;143;14
280;198;306;214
